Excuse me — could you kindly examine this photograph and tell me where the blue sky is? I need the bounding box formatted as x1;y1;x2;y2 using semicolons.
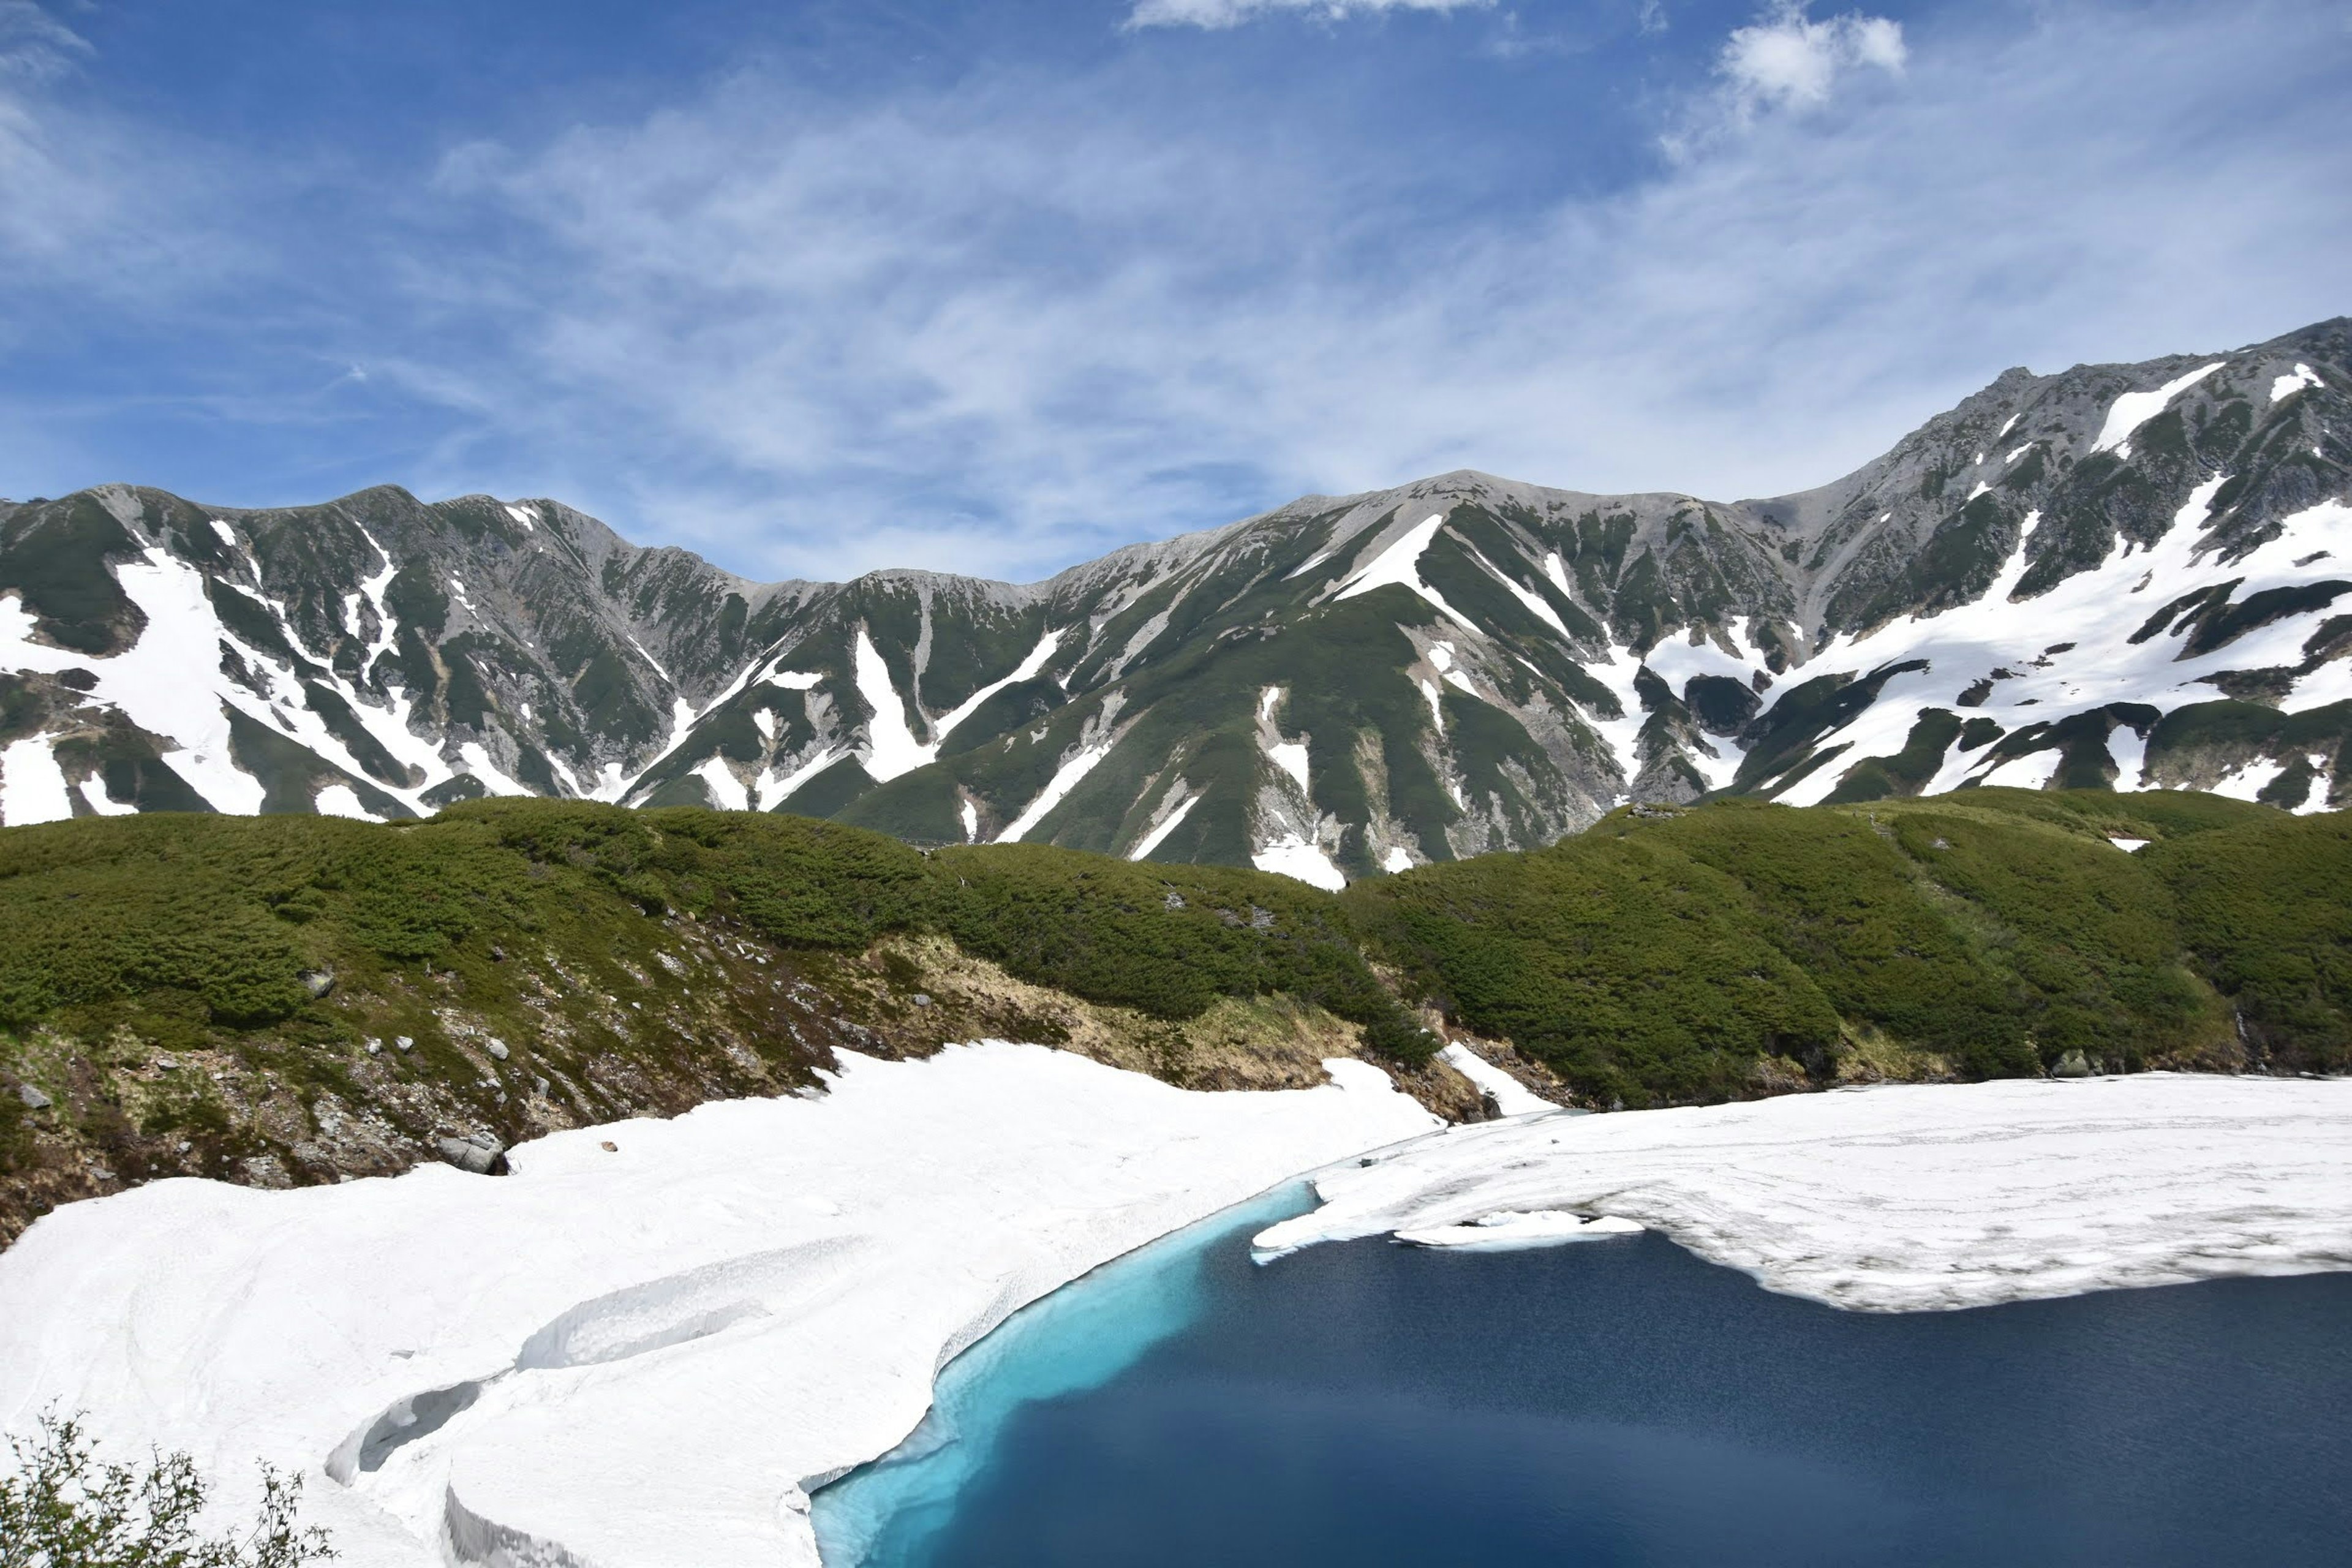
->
1;1;2345;582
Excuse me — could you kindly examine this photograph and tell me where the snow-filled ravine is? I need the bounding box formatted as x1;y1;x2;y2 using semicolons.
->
1256;1072;2352;1311
0;1044;1439;1568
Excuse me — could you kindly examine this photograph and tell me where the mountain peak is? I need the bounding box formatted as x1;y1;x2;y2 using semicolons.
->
4;318;2346;872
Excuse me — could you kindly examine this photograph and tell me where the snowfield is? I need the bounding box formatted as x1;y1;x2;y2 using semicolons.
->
6;1054;2348;1567
0;1044;1438;1568
1253;1073;2352;1312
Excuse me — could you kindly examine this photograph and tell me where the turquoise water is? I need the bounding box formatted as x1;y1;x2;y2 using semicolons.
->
815;1196;2352;1567
809;1183;1314;1567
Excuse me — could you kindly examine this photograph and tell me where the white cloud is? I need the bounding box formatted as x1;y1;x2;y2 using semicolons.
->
1718;2;1905;117
379;1;2344;584
1126;0;1487;30
0;0;2261;588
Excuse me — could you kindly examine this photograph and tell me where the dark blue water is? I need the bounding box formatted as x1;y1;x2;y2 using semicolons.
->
816;1196;2352;1567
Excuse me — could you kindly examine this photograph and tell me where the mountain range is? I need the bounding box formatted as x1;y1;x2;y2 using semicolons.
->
2;317;2345;883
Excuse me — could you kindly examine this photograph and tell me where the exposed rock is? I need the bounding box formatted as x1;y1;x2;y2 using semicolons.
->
298;970;335;999
436;1136;508;1176
484;1038;511;1061
2051;1050;2095;1079
15;1083;50;1111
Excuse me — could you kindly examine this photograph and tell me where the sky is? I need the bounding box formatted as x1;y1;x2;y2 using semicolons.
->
0;1;2345;584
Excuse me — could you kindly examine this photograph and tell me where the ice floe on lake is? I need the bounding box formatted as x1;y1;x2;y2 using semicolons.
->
1253;1073;2352;1313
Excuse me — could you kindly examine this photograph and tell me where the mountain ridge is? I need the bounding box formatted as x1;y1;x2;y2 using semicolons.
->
3;315;2346;879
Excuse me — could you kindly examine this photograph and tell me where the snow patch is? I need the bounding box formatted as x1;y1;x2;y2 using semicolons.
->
1250;834;1346;892
693;756;749;812
502;505;536;532
75;780;137;818
2270;364;2321;405
2108;837;2150;853
2211;757;2286;803
625;636;671;684
1127;792;1197;862
1977;747;2065;791
2093;362;2225;453
313;784;376;820
998;739;1113;843
1267;741;1310;794
457;743;530;797
1436;1044;1555;1117
757;748;845;811
853;627;935;783
767;669;824;691
930;627;1063;745
0;736;72;826
1333;515;1478;633
1381;845;1414;873
0;551;269;815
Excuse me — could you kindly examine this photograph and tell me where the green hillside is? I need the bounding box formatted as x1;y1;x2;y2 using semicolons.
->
1344;788;2343;1106
2;790;2343;1243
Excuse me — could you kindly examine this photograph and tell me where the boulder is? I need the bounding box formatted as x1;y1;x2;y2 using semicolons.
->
298;970;335;999
435;1135;508;1176
16;1082;52;1111
2051;1050;2094;1079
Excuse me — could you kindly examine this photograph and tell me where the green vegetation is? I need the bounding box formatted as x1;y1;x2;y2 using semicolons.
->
1;789;2342;1232
2147;810;2352;1069
0;802;1439;1235
0;800;1431;1047
0;1409;332;1568
1343;789;2334;1107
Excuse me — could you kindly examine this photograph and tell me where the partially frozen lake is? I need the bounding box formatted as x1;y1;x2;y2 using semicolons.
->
3;1061;2345;1566
818;1191;2352;1567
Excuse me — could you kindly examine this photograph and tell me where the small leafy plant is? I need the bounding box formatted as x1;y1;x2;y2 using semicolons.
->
0;1409;333;1568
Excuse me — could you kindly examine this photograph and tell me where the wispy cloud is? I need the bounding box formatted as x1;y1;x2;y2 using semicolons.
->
0;0;85;80
1125;0;1488;30
379;0;2347;582
0;2;239;301
7;1;2343;586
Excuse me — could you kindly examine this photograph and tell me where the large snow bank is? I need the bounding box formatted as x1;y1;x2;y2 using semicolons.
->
0;1044;1437;1568
1254;1074;2352;1312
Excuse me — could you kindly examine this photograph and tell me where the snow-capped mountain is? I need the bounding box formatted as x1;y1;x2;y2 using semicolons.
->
2;318;2346;881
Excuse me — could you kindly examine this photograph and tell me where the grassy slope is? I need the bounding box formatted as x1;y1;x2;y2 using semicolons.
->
0;802;1451;1243
2;790;2342;1242
1341;788;2343;1107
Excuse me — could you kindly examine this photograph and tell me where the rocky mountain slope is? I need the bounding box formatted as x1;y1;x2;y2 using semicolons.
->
2;318;2345;881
